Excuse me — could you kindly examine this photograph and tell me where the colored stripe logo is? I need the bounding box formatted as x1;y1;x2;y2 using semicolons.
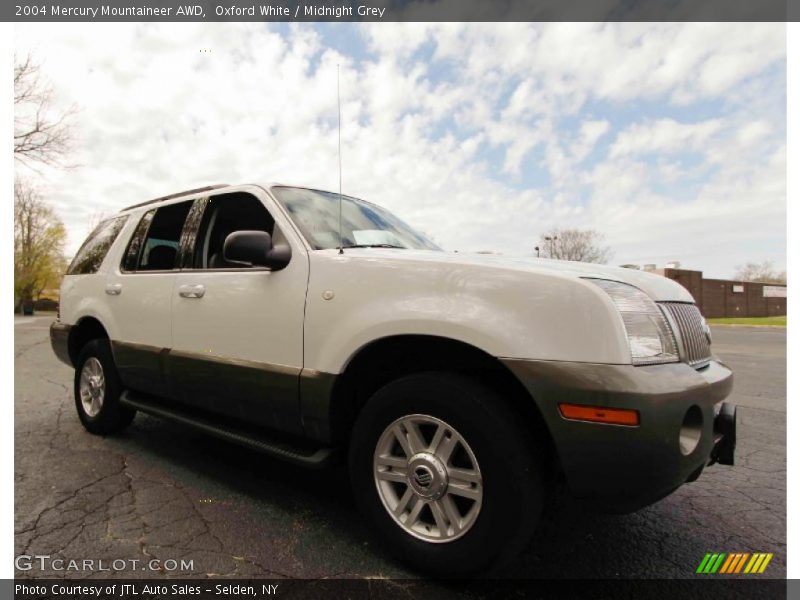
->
696;552;773;574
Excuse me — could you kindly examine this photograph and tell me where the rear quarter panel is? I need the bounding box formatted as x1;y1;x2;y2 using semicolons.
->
58;213;142;333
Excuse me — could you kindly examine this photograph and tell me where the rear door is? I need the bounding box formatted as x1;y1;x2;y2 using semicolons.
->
105;199;194;398
169;187;309;435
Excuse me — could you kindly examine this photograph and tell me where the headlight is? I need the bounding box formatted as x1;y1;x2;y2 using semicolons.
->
584;278;679;366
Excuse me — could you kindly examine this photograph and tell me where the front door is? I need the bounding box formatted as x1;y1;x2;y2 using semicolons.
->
169;188;308;435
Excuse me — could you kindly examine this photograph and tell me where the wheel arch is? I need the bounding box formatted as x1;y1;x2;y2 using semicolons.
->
318;334;561;476
68;316;111;366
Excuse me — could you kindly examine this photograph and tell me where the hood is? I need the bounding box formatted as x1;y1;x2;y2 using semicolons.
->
337;248;695;303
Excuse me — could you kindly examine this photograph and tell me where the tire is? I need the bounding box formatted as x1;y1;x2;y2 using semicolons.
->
349;372;544;576
74;338;136;435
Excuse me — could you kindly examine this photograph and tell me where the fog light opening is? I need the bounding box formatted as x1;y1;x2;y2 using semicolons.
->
679;405;703;456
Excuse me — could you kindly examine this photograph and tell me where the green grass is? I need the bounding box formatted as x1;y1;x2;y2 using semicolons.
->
707;316;786;327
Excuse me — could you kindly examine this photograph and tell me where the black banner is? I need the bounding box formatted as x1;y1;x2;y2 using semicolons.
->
4;0;795;23
8;578;790;600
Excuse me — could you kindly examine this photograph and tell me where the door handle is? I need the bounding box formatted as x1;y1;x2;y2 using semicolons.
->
178;284;205;299
105;283;122;296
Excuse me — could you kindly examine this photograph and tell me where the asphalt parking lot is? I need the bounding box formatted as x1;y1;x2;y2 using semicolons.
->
14;317;786;580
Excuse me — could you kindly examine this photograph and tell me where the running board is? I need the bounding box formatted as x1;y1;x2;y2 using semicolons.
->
120;391;336;468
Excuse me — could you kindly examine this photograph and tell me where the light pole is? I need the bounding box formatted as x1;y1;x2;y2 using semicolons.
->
544;235;558;258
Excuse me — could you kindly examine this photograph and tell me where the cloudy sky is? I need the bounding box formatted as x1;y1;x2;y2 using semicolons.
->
15;23;786;278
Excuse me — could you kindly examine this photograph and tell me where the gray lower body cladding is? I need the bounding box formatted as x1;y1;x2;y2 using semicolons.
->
52;320;736;508
501;358;734;512
49;321;73;366
48;321;335;439
111;340;308;436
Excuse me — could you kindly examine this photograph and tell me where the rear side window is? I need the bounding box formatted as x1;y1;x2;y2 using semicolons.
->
135;200;193;271
121;209;155;272
67;216;128;275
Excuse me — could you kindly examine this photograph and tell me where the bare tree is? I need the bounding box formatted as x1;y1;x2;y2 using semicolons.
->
86;210;110;236
14;179;68;313
734;260;786;284
14;53;76;168
539;228;612;264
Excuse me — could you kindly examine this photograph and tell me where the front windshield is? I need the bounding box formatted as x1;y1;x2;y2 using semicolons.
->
271;186;441;251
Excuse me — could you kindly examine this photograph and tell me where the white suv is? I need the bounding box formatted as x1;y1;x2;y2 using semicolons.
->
51;183;736;574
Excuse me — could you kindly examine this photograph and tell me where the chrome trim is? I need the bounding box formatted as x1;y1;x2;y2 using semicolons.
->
660;302;712;368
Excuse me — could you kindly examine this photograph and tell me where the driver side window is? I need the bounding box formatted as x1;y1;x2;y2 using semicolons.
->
193;193;276;269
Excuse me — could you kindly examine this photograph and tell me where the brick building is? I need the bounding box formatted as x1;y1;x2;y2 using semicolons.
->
654;267;786;318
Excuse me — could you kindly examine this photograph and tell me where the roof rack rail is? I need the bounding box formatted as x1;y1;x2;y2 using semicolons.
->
120;184;229;212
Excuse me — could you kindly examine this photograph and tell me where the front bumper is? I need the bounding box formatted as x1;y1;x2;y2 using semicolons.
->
709;401;736;467
502;358;734;512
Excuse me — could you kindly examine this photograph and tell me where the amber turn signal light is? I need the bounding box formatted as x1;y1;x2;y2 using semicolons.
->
558;403;640;426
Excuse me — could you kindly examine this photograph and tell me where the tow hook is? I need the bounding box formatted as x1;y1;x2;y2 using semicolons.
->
709;402;736;466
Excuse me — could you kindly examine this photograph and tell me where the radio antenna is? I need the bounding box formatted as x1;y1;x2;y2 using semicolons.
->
337;64;344;255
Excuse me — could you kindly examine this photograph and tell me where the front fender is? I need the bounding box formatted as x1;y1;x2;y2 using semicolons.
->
304;253;631;374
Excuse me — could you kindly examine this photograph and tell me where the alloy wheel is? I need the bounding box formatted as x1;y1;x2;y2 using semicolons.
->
373;414;483;543
79;357;105;418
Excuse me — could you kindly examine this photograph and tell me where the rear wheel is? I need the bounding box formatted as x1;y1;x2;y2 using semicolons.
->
74;339;135;434
349;372;545;575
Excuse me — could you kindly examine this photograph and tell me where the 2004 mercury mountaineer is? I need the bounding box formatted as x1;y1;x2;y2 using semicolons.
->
51;183;736;574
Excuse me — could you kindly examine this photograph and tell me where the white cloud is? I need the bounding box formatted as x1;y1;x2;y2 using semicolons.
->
609;118;723;158
573;120;611;162
14;22;785;279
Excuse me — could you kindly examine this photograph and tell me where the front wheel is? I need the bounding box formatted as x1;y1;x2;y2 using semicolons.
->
74;338;136;435
349;372;545;575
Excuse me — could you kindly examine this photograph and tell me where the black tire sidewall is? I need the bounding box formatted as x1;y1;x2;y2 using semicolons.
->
349;372;543;576
74;338;133;434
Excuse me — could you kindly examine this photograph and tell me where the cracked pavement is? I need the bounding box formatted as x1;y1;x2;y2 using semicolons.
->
14;317;785;580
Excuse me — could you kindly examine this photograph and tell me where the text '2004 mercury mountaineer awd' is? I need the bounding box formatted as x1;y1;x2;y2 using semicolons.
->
50;183;736;574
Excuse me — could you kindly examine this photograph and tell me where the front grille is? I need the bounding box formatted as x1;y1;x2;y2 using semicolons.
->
660;302;711;367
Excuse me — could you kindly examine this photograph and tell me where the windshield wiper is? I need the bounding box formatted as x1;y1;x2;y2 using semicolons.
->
341;244;406;249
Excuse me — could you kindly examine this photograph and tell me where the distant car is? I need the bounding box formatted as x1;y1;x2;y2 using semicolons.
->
50;183;736;574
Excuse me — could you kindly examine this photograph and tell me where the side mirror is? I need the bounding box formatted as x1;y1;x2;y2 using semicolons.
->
223;231;291;271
